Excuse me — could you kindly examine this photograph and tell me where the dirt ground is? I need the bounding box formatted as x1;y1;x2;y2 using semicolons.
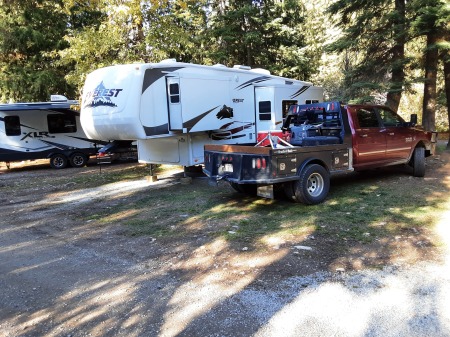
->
0;149;449;337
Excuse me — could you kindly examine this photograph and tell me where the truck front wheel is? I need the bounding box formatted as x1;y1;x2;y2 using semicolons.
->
294;164;330;205
412;147;425;177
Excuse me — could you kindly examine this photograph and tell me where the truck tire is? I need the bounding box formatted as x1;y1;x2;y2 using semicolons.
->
50;154;68;169
412;147;425;177
294;164;330;205
69;153;88;168
228;182;256;195
283;181;298;202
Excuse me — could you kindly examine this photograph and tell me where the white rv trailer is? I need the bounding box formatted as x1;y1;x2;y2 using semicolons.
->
0;96;105;169
81;59;324;166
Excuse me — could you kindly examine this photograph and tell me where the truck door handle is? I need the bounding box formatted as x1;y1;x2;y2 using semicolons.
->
388;132;395;136
360;134;368;138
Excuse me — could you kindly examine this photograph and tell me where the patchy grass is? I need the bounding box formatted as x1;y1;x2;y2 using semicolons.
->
79;158;448;258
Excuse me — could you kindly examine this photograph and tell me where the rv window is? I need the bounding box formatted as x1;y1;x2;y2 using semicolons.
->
5;116;21;136
169;83;180;104
47;114;77;133
305;100;319;104
259;101;272;121
282;100;297;118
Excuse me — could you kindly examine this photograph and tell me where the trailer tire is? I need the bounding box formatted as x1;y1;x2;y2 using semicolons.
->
50;154;68;169
69;153;88;168
412;147;425;177
294;164;330;205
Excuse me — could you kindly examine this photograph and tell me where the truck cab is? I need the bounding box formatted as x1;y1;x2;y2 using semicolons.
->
345;105;433;172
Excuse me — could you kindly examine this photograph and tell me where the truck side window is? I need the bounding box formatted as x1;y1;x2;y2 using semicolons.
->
357;108;379;128
378;108;404;127
259;101;272;121
169;83;180;103
4;115;21;136
47;114;77;133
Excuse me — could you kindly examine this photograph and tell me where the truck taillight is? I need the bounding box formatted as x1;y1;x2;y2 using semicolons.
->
252;157;267;170
221;155;233;162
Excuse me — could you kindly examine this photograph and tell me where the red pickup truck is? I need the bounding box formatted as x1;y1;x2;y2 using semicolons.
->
203;101;437;205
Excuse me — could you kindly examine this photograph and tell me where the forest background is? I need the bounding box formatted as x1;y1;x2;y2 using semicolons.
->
0;0;449;139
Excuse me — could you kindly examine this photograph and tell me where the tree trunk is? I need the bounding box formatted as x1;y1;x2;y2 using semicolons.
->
385;0;406;112
422;32;438;131
443;49;450;149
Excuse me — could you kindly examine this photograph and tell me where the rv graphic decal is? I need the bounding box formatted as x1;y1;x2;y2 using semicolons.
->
143;124;169;136
290;85;310;99
210;121;253;140
68;136;106;145
142;67;184;93
83;81;123;108
216;105;234;120
39;139;75;150
235;76;271;90
183;106;220;130
20;131;55;141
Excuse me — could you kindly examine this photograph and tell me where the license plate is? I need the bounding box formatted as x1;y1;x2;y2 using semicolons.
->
222;163;233;173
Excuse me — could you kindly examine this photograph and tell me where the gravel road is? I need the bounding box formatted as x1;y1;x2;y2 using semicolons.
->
1;158;450;337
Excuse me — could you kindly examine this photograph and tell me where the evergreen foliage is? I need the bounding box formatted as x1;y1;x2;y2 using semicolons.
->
0;0;448;135
0;1;75;101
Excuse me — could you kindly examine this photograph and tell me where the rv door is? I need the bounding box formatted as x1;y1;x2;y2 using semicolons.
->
166;77;183;131
255;87;276;133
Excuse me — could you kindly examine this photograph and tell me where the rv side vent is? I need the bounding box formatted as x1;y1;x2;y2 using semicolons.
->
233;65;251;70
250;68;271;75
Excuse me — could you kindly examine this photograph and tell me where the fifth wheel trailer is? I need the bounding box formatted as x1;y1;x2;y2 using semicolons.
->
80;59;324;167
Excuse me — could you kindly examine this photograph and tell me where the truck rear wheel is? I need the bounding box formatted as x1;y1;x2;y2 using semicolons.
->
412;147;425;177
283;181;298;202
50;154;68;169
294;164;330;205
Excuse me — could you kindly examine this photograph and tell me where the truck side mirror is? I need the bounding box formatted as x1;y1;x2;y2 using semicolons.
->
410;114;417;126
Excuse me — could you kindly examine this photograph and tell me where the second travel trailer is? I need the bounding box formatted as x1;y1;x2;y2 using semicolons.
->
0;96;104;169
80;59;324;167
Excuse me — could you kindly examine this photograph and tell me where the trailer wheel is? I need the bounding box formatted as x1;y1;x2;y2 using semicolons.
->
294;164;330;205
50;154;68;169
412;147;425;177
70;153;88;168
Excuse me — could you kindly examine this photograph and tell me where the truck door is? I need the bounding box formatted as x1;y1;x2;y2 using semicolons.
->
166;77;183;131
255;87;276;133
351;107;387;167
377;107;414;161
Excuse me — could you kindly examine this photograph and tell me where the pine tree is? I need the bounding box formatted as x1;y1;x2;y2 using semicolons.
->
0;1;75;102
207;0;318;80
326;0;407;110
